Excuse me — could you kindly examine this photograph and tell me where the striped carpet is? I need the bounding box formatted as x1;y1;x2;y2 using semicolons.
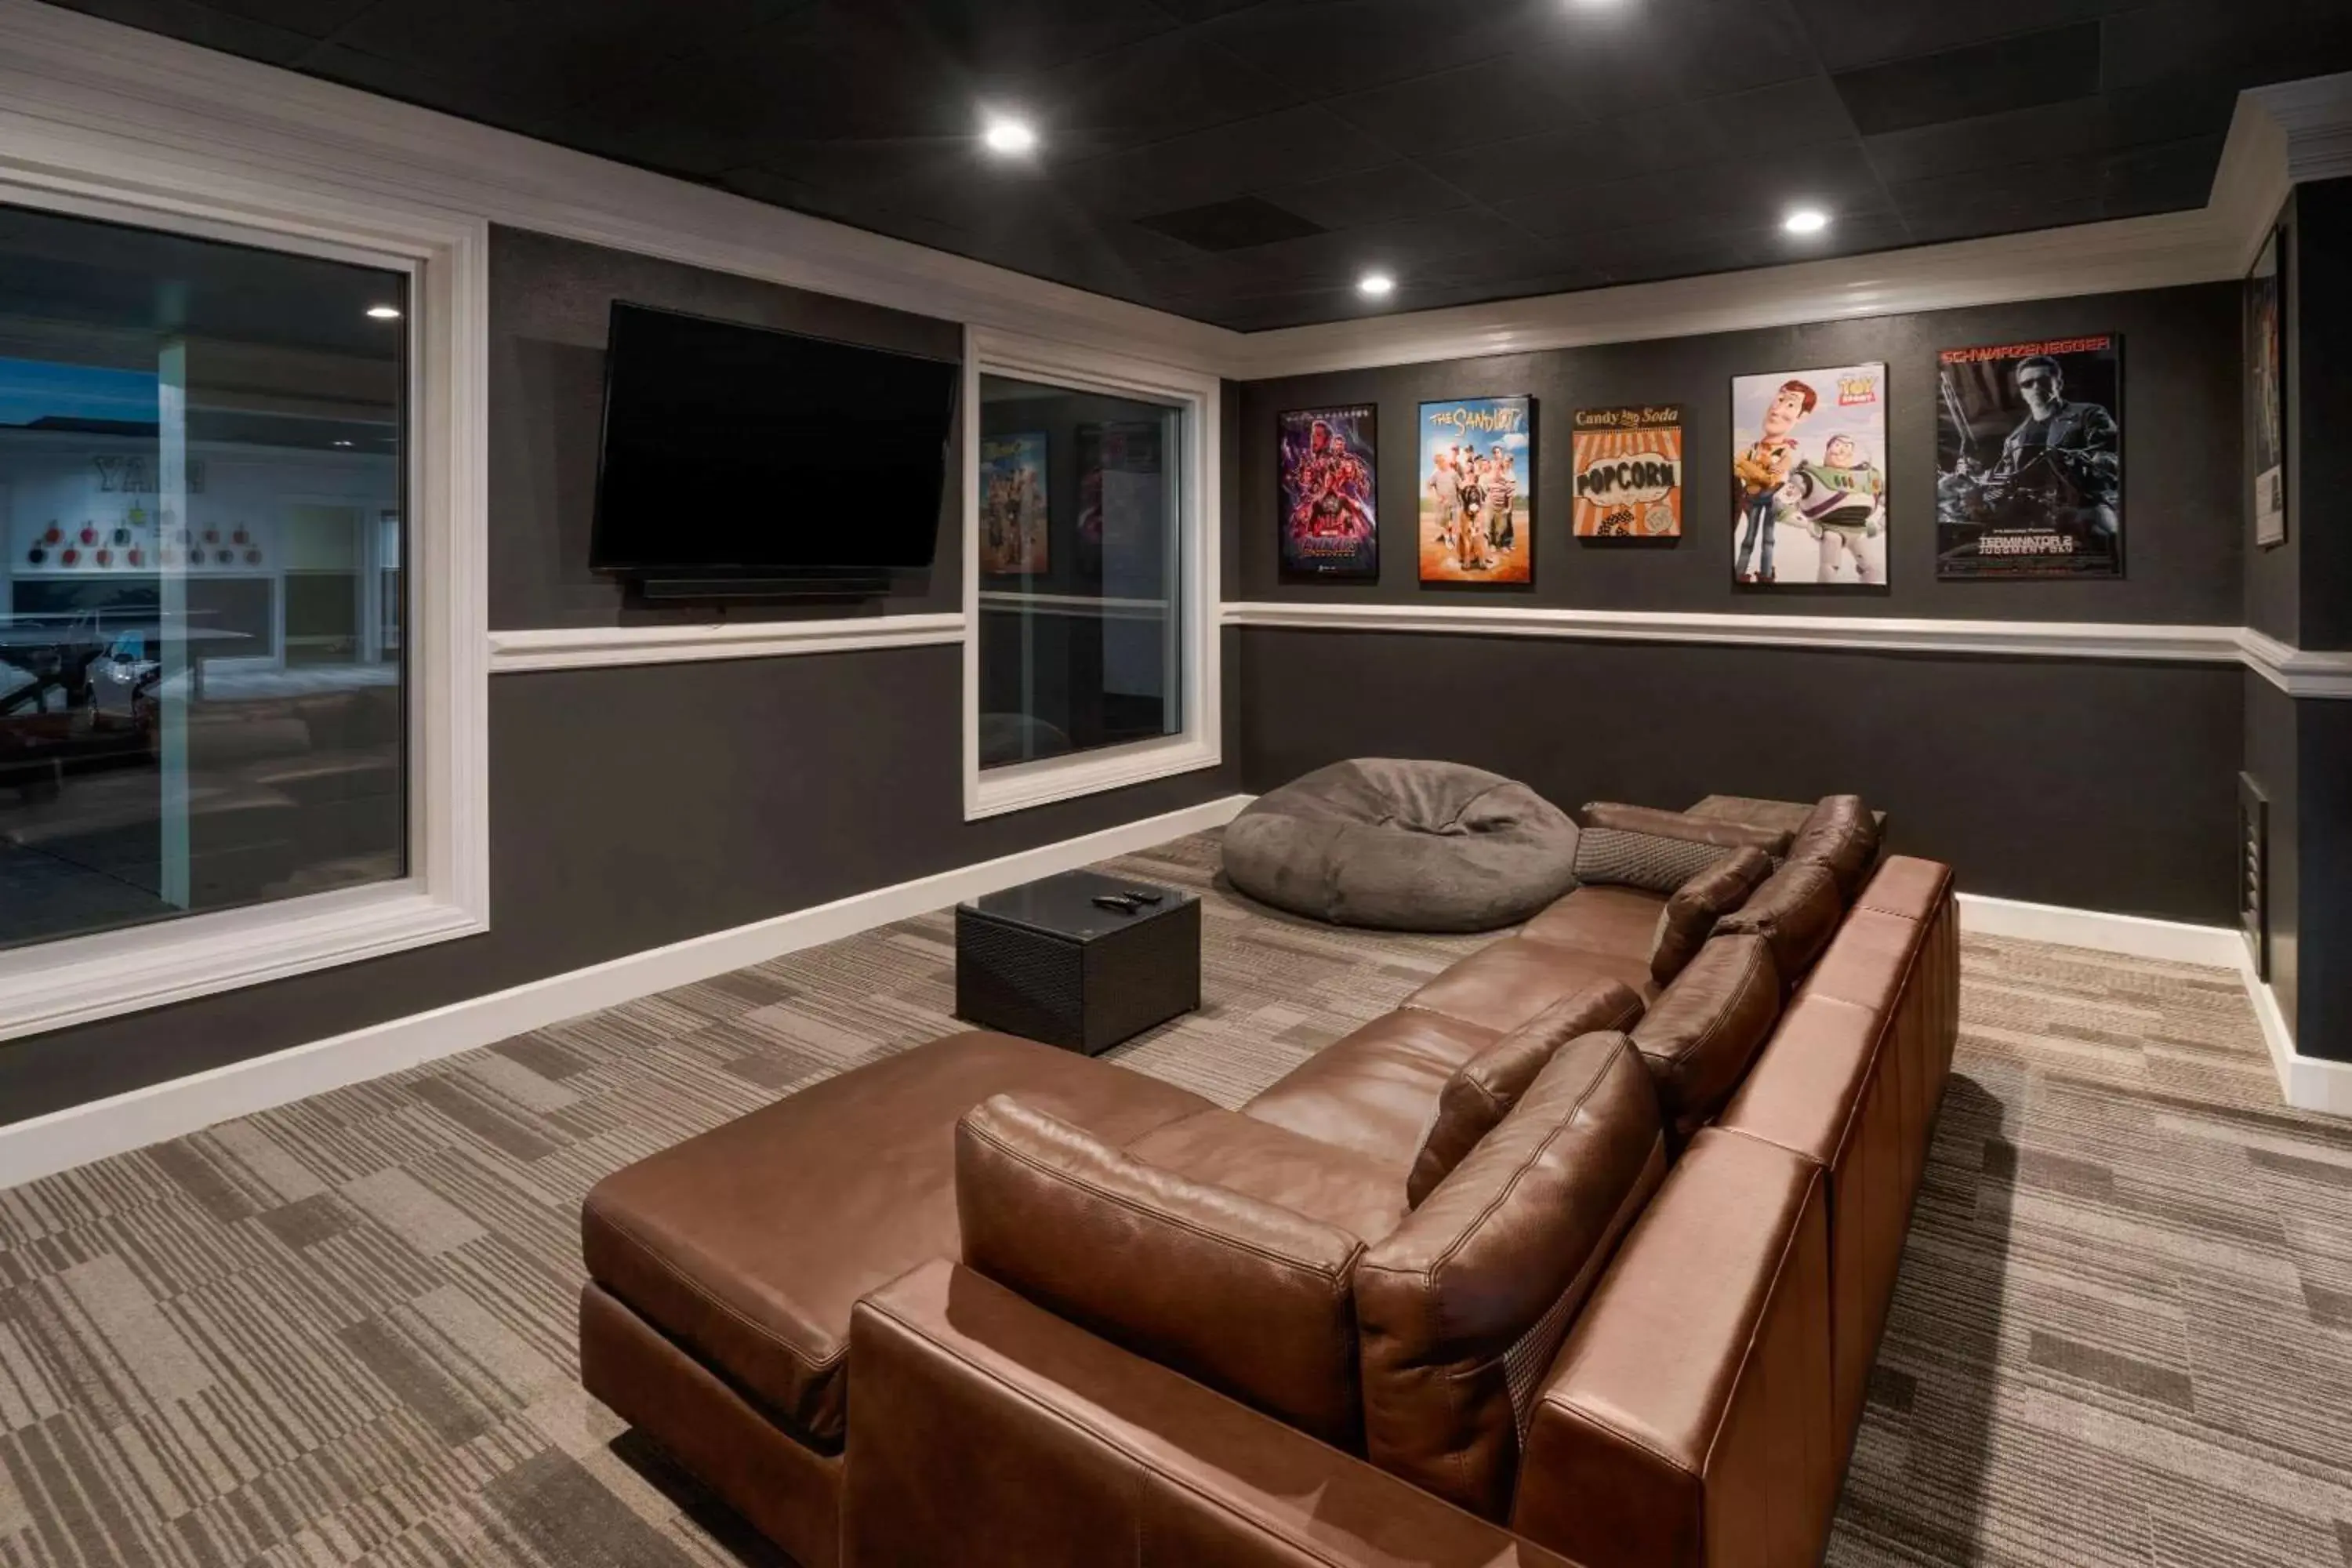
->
0;830;2345;1566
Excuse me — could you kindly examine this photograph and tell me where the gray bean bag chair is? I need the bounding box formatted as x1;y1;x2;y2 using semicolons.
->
1224;758;1580;932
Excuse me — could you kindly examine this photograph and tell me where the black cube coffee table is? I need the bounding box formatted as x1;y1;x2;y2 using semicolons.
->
954;869;1201;1055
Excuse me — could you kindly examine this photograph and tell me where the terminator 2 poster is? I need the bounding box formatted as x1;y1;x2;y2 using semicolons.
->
1279;405;1378;581
1936;336;2123;579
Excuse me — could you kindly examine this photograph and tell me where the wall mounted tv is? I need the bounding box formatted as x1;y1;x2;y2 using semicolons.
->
590;302;960;595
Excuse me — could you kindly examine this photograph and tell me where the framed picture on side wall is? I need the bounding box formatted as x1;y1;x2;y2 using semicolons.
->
1573;404;1682;539
978;431;1049;577
1934;336;2123;579
2249;224;2288;548
1417;395;1532;583
1279;405;1378;581
1731;364;1888;586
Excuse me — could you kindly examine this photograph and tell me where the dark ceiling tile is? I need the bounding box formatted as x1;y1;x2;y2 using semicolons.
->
1032;30;1288;146
887;0;1178;74
1253;162;1475;231
1423;77;1857;207
1194;0;1536;98
1831;21;2102;137
49;0;317;64
1642;0;1828;98
2103;0;2352;93
295;41;575;138
1897;196;2104;246
1862;99;2114;185
1319;41;1661;157
2099;134;2228;216
1052;107;1388;219
1784;0;2127;73
1494;140;1898;249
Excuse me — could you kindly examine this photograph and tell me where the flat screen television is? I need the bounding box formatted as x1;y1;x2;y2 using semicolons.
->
590;302;959;583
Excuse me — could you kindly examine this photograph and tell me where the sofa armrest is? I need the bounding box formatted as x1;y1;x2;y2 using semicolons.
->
1512;1129;1835;1568
846;1258;1576;1568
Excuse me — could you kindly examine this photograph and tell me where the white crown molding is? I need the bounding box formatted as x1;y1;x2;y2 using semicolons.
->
0;0;1236;377
1221;600;2242;665
488;613;966;673
2248;71;2352;185
0;793;1254;1191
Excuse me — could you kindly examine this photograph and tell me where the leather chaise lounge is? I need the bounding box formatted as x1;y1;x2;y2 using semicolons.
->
579;793;1959;1568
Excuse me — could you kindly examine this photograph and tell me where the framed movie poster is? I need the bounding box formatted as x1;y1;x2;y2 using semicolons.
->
1417;396;1532;583
2249;227;2287;548
1730;365;1887;586
1935;336;2122;579
1573;405;1682;539
978;431;1049;576
1279;405;1378;581
1077;420;1165;591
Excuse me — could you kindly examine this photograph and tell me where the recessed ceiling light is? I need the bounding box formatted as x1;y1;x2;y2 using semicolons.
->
332;439;354;448
1782;207;1830;236
1357;271;1396;299
981;115;1038;156
365;304;401;320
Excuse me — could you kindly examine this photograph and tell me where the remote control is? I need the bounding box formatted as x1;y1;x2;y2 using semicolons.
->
1092;894;1140;913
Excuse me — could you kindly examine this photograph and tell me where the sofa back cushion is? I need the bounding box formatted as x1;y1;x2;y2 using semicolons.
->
956;1094;1367;1449
1650;847;1773;985
1788;793;1880;901
1579;800;1794;857
1715;858;1844;981
1406;979;1646;1207
1630;932;1782;1138
1356;1033;1667;1521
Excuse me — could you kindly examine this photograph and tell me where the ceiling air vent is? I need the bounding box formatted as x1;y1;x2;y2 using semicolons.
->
1831;22;2102;137
1134;196;1325;252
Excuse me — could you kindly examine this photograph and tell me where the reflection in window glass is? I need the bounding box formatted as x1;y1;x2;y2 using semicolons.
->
977;374;1183;770
0;202;406;951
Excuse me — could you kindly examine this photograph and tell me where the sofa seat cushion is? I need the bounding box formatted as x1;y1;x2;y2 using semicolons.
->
1223;758;1580;932
580;1030;1211;1449
1356;1032;1668;1521
1401;937;1658;1036
1243;1010;1498;1174
1126;1109;1410;1243
1519;884;1668;963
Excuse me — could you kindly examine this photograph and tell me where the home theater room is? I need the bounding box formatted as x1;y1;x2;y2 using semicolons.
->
1;0;2350;1563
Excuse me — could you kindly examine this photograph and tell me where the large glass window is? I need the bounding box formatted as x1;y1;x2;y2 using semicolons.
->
0;202;407;951
975;374;1185;771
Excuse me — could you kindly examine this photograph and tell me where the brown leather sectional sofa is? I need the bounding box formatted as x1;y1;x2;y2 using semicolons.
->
579;793;1959;1568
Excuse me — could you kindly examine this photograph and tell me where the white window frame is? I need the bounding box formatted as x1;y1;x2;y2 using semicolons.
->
0;159;489;1042
962;327;1221;820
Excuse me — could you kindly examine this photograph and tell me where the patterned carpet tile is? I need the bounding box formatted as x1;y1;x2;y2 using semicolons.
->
1;837;2348;1566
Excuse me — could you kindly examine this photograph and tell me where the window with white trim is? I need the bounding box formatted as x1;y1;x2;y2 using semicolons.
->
0;181;486;1041
963;331;1219;819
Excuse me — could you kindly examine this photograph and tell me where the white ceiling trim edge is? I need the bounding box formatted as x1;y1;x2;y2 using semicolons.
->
1222;601;2352;697
0;0;1239;376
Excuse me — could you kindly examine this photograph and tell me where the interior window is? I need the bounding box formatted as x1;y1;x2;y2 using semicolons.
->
0;202;408;950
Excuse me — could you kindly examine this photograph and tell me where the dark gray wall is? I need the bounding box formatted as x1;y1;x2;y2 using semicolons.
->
2295;699;2352;1060
488;225;961;628
0;229;1240;1127
2291;180;2352;652
1241;630;2238;924
1239;283;2241;624
1235;282;2247;928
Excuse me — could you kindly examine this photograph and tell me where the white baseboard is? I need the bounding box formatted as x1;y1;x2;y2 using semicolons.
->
0;794;1251;1192
1955;892;2249;967
1957;891;2352;1116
